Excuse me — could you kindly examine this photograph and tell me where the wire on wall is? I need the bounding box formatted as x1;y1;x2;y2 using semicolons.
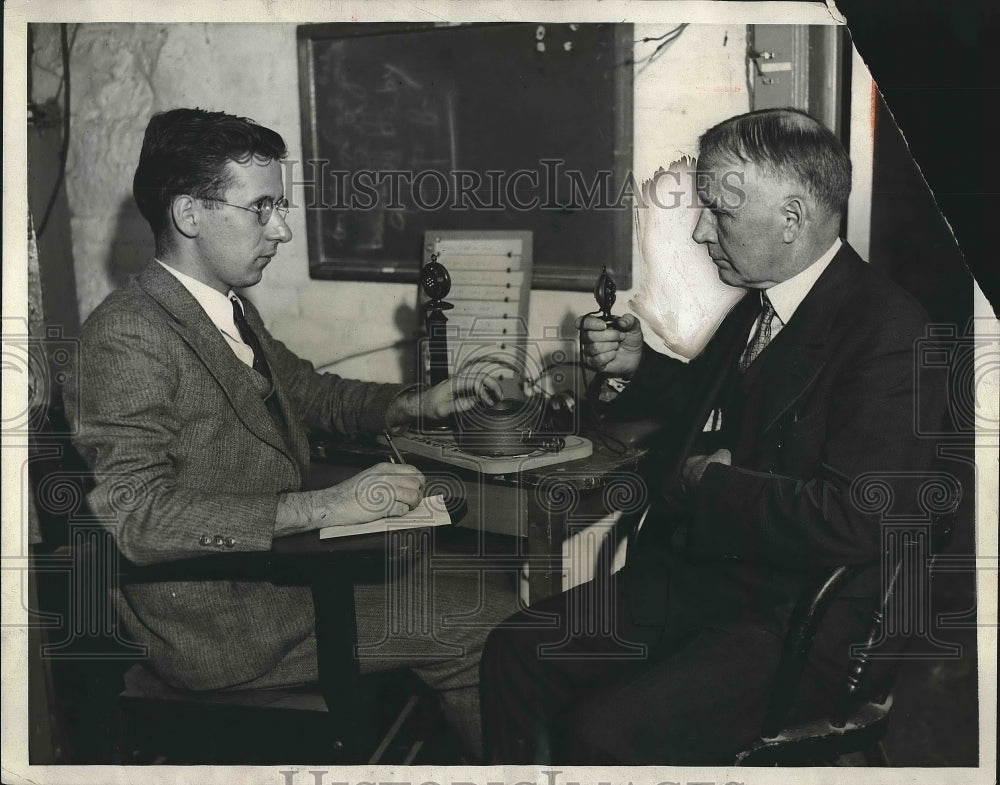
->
315;338;416;373
633;24;688;75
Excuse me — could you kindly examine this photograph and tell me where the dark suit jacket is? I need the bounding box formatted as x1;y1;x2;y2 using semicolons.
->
64;261;407;690
612;243;947;644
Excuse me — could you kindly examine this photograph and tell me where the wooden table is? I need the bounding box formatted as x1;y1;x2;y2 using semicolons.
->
307;435;647;603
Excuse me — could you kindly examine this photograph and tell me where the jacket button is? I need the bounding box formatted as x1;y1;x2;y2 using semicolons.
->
213;535;225;547
199;535;212;546
224;537;236;548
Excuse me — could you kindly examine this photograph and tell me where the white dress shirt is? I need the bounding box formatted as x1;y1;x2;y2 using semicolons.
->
749;237;842;346
702;237;842;432
156;260;255;368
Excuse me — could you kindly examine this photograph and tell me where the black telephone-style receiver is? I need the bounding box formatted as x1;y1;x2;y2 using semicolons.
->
421;256;454;387
594;265;617;325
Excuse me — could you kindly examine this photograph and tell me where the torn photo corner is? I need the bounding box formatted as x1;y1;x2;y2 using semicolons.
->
631;156;744;360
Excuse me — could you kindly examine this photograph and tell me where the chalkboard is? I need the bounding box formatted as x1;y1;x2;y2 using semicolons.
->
297;22;634;289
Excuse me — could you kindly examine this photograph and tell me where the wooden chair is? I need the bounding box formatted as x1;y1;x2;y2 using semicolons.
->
115;660;437;764
110;548;439;765
735;475;962;766
27;403;443;765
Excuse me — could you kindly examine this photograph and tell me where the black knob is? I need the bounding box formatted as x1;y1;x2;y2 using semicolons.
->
594;265;617;321
421;260;451;301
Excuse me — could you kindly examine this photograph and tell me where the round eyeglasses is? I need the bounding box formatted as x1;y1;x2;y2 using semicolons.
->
200;196;290;226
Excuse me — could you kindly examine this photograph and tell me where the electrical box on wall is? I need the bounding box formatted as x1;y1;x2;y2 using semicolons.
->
748;25;844;137
749;25;807;109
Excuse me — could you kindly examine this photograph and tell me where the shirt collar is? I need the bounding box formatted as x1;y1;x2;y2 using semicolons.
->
764;237;842;325
155;259;240;337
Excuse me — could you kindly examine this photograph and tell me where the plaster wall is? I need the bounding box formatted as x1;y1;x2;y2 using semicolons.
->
30;22;749;382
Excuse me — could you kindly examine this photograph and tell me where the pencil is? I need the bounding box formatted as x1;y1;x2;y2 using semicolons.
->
383;430;407;464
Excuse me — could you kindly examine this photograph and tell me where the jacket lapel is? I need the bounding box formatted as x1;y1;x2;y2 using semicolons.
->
240;302;312;473
751;244;860;434
671;292;760;468
137;262;298;465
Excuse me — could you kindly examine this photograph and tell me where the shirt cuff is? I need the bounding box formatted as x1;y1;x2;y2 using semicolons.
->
385;382;429;434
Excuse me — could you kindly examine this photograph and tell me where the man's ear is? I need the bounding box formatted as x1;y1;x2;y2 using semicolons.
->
781;195;807;243
170;195;200;239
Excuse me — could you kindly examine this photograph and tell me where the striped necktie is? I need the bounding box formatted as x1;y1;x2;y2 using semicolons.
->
739;292;776;372
230;296;271;379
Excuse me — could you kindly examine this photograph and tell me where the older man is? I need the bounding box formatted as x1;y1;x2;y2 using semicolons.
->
480;108;947;763
65;108;510;759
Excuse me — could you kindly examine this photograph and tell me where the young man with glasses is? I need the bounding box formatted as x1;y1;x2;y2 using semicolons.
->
64;108;509;760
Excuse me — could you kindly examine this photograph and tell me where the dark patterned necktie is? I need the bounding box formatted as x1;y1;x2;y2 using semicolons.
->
739;292;776;372
230;296;271;379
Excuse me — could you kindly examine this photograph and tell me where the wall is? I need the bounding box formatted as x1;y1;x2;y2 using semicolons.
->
30;22;748;383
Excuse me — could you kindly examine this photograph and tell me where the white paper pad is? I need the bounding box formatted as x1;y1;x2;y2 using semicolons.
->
318;494;452;539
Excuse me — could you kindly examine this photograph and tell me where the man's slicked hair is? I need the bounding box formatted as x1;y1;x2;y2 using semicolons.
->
133;108;287;237
698;107;852;217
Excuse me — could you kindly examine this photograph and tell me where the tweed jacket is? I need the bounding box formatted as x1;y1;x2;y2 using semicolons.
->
64;260;406;690
612;242;947;639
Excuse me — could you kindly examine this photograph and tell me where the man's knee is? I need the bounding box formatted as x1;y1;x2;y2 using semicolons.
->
480;611;542;685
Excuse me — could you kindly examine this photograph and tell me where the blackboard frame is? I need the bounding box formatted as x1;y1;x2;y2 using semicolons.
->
296;22;634;290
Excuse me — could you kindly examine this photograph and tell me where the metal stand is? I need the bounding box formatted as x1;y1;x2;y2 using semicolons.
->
421;257;454;387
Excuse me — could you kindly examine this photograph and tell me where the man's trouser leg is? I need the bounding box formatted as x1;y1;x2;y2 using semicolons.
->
480;573;662;763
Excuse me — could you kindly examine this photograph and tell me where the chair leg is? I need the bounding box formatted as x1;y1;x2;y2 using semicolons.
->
864;740;890;766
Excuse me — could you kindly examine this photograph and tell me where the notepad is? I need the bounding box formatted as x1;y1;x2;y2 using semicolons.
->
318;495;452;539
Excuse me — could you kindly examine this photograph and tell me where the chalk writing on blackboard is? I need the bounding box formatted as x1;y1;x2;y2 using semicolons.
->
314;45;456;252
298;22;633;289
